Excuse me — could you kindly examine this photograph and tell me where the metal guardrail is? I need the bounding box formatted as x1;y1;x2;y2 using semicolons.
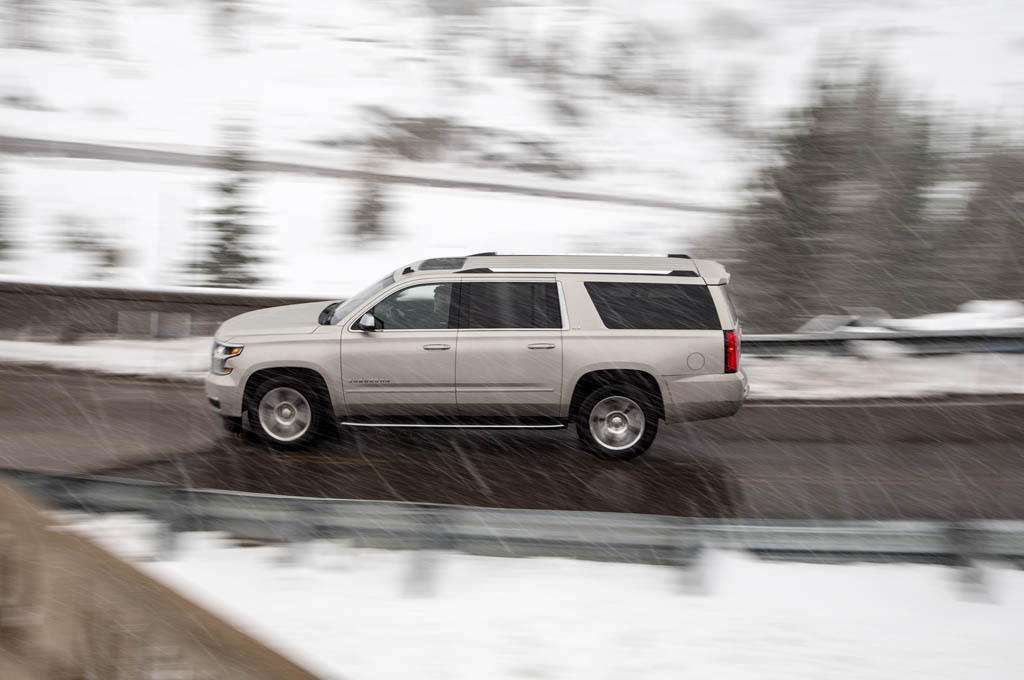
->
5;468;1024;566
744;328;1024;357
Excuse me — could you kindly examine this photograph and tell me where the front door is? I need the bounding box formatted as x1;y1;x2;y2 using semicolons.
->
341;281;458;417
455;280;564;418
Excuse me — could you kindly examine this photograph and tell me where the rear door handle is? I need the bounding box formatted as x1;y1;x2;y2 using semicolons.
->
423;343;451;351
528;343;556;350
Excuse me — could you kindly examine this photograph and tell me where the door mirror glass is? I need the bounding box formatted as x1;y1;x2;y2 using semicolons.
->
357;312;378;332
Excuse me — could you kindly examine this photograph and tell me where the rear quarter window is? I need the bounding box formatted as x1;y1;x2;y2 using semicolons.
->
584;282;722;330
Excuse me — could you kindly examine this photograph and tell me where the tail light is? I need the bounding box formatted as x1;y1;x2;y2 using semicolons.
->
724;330;738;374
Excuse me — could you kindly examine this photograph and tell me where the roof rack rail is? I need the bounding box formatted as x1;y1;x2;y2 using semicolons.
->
667;253;691;259
467;251;497;256
455;268;700;277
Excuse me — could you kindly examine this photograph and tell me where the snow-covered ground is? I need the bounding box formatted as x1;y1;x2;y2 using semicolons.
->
67;512;1024;680
1;335;1021;400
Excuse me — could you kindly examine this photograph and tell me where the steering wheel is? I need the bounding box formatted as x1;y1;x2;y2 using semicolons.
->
378;303;410;329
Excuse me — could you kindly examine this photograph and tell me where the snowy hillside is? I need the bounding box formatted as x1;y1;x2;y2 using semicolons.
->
1;0;1022;293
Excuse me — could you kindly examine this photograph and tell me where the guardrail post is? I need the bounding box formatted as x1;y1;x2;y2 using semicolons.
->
673;520;706;595
945;521;989;601
155;488;191;561
278;500;319;566
403;506;453;598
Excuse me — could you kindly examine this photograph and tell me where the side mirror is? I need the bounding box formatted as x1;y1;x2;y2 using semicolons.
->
357;312;378;332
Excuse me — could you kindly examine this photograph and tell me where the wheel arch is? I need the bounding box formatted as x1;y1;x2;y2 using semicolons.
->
567;368;665;421
242;366;334;417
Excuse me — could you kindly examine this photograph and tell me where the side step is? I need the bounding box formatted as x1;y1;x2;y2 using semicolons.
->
339;418;566;430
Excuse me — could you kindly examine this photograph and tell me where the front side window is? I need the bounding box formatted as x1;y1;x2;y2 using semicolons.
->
369;282;455;330
462;282;562;329
585;282;721;330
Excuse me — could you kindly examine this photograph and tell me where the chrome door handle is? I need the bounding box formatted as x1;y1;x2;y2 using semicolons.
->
422;343;451;351
528;343;556;350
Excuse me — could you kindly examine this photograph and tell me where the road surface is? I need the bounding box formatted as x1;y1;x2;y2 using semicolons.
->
2;364;1022;520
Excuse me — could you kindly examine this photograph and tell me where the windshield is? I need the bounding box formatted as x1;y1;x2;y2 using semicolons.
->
329;273;397;325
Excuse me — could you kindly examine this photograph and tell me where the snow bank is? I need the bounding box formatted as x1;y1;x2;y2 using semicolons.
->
67;512;1024;680
746;352;1024;400
872;301;1024;333
0;337;212;380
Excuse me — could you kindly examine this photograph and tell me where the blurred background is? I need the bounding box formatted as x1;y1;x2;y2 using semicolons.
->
0;0;1019;331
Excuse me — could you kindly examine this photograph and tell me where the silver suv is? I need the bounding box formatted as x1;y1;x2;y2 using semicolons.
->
205;254;746;460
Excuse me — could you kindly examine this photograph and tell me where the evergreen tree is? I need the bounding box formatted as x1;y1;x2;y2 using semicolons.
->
952;151;1024;301
730;66;939;331
0;170;9;259
6;0;46;49
59;216;125;280
351;180;388;243
192;136;263;288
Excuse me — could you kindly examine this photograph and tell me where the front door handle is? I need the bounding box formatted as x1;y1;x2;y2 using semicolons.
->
423;343;451;351
528;343;556;350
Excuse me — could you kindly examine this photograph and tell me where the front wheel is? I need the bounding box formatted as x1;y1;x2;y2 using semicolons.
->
575;384;658;460
247;378;329;448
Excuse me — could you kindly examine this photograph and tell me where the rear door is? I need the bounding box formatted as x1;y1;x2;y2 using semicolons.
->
455;280;564;418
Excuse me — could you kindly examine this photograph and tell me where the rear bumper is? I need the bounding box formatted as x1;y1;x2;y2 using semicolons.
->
205;372;244;418
663;372;745;424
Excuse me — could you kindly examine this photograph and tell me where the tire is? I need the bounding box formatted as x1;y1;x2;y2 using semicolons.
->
575;384;658;460
247;376;330;449
221;416;243;434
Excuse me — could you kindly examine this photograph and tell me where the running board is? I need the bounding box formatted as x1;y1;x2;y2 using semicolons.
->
340;420;566;430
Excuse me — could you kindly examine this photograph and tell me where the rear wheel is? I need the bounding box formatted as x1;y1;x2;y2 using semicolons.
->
575;384;658;460
248;377;329;448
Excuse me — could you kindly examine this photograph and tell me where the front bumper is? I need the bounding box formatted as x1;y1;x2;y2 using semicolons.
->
205;372;244;417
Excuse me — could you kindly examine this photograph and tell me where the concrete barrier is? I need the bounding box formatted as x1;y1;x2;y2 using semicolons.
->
0;279;324;340
0;479;323;680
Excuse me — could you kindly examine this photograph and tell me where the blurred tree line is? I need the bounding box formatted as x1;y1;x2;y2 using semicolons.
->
189;127;390;288
727;66;1023;332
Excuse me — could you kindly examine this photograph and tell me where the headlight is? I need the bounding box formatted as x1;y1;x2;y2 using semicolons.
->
211;340;243;375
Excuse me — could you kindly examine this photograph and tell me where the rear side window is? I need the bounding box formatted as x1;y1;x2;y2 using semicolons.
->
584;282;721;330
720;287;739;326
462;282;562;329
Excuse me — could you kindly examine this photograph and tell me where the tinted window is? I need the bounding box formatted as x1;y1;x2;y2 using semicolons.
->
462;282;562;329
370;282;455;330
585;282;721;330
